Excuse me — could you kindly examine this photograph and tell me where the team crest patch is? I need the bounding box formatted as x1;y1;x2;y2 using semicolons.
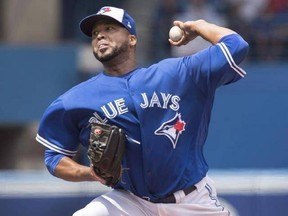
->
154;113;186;149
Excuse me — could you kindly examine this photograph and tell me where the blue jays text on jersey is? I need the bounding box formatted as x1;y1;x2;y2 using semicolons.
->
36;34;249;202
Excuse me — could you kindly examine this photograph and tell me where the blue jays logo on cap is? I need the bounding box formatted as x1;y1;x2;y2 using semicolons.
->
98;7;112;14
154;113;186;149
79;6;137;37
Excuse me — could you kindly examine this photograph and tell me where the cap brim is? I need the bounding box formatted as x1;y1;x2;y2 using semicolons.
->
80;14;123;37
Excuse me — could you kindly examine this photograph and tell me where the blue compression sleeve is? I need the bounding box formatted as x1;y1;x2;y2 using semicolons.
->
44;148;65;175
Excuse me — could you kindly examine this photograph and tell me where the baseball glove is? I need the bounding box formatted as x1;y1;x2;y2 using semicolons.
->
88;122;126;187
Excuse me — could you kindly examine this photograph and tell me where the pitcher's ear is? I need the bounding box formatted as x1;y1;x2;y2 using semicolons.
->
129;35;137;46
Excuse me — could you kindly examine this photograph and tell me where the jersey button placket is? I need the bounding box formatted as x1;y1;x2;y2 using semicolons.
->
126;80;134;97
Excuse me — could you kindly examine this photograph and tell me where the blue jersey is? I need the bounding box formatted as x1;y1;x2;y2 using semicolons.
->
36;34;249;202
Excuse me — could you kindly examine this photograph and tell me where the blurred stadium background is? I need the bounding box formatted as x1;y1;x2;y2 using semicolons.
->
0;0;287;215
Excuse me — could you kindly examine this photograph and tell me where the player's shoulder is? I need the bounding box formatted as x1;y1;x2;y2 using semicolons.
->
131;57;189;81
50;73;102;107
150;57;184;71
62;73;101;95
40;74;102;120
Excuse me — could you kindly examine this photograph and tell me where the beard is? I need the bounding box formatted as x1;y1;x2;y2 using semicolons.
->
93;40;129;63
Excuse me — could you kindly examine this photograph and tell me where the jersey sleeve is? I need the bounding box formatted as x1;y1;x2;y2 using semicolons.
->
44;148;65;175
183;33;249;94
36;97;79;157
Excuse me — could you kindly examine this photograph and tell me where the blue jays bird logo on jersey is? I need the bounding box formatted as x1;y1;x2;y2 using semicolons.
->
154;113;186;149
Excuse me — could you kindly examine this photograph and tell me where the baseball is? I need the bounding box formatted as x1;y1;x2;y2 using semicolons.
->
169;26;183;42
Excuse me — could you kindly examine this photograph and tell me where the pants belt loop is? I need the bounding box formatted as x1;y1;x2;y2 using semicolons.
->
173;190;186;203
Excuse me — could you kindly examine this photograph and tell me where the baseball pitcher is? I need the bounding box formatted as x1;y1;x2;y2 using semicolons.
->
36;6;249;216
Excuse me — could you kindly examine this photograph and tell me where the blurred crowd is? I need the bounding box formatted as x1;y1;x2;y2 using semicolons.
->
1;0;287;62
150;0;288;62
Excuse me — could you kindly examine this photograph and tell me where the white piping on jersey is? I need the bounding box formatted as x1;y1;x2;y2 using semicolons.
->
126;135;141;145
217;42;247;78
36;134;77;157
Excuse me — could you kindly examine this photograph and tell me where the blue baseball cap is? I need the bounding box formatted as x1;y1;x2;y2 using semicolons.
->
79;6;136;37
